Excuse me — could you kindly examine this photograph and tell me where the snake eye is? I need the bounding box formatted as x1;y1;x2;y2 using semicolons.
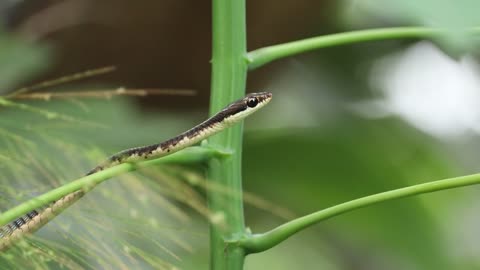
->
247;97;258;108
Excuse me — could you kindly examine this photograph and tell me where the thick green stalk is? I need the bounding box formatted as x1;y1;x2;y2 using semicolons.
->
246;27;480;70
0;146;222;227
208;0;247;269
236;172;480;253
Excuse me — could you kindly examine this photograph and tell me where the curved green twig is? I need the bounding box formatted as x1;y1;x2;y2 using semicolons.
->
237;172;480;253
246;27;480;70
0;146;226;227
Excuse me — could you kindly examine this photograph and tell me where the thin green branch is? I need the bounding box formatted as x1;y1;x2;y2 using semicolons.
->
237;172;480;253
208;0;248;269
246;27;480;70
0;146;225;227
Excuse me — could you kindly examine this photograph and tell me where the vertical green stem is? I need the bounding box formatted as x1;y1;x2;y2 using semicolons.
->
208;0;247;269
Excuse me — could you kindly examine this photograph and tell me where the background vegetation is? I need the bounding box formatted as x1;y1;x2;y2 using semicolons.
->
1;1;480;269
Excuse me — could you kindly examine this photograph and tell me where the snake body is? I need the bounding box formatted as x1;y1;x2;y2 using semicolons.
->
0;92;272;251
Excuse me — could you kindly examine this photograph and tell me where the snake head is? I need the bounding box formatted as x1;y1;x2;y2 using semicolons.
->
222;92;272;125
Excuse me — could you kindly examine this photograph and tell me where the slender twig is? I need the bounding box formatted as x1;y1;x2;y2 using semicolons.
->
7;66;116;97
10;88;196;100
0;146;228;228
0;97;104;127
246;27;480;70
236;172;480;253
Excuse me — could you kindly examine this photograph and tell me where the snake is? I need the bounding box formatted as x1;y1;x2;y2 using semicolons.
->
0;92;272;251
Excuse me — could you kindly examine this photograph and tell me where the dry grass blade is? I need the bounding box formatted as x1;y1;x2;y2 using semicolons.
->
0;97;105;127
7;66;116;97
10;88;197;100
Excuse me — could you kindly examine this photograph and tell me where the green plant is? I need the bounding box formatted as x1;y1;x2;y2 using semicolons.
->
2;1;480;269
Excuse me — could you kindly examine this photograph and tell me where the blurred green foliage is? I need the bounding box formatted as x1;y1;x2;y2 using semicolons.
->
0;33;50;93
341;0;480;54
353;0;480;28
243;120;459;270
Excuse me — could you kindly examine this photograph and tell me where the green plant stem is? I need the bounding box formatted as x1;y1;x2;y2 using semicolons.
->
237;172;480;253
208;0;248;269
0;146;223;227
246;27;480;70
